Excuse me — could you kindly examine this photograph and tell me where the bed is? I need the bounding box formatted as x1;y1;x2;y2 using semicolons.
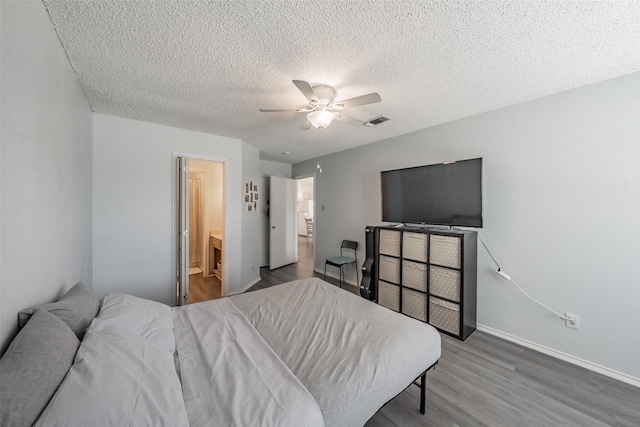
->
1;278;441;426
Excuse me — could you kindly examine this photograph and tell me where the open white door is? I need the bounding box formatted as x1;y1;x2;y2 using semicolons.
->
269;176;297;269
176;156;189;305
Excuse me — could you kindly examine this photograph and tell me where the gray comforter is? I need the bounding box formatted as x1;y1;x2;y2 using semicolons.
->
173;296;324;427
230;277;441;427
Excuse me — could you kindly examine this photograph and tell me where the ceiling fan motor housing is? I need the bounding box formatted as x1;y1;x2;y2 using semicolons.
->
311;85;335;106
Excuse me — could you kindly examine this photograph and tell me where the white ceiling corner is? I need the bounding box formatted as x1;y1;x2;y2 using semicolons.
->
42;0;640;164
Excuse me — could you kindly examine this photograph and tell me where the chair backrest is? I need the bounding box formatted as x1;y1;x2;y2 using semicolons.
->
341;240;358;258
305;218;314;235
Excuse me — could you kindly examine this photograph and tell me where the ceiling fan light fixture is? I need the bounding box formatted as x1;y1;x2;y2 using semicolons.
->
307;110;335;130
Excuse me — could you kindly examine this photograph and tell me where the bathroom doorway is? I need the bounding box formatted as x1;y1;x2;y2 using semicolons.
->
175;156;226;305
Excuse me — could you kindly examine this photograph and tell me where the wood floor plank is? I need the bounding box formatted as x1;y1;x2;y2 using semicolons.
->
247;238;640;426
188;272;222;303
444;349;611;427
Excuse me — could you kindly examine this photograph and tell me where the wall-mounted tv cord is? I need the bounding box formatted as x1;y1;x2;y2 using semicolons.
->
477;234;501;270
477;234;572;322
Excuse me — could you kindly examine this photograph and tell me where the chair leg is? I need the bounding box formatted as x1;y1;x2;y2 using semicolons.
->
324;263;327;281
339;267;343;288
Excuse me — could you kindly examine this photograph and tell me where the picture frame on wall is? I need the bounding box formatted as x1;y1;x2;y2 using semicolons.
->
244;180;259;213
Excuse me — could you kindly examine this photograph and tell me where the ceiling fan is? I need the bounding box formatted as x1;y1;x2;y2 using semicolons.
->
259;80;381;130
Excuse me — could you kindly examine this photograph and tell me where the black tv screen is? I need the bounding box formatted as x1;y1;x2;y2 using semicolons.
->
381;158;483;227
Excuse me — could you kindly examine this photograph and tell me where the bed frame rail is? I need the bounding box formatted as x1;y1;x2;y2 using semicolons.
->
377;360;439;417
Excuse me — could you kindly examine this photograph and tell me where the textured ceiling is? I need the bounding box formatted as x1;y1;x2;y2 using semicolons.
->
42;0;640;164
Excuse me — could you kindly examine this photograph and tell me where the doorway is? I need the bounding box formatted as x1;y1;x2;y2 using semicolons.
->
296;176;315;273
175;156;226;305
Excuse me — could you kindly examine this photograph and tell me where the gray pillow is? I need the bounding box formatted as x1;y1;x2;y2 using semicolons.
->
0;308;80;427
18;282;100;339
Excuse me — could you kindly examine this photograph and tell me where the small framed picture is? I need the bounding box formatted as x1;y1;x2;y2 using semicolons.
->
249;180;254;191
253;201;257;211
245;182;249;193
254;193;259;201
247;203;253;212
254;184;258;193
244;194;250;203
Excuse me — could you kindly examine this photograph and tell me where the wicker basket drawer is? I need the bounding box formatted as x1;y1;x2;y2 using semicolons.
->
429;235;461;268
402;260;428;292
429;265;461;302
429;297;460;336
379;230;401;257
378;281;400;312
379;255;400;284
402;288;427;322
402;232;428;262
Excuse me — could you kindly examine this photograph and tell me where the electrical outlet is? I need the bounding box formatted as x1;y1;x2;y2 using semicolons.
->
565;313;580;330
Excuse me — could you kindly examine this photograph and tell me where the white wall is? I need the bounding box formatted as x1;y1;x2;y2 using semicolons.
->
93;114;245;302
1;1;93;352
293;72;640;381
238;143;262;292
260;159;292;178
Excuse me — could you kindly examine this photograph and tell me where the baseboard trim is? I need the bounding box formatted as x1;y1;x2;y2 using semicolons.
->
477;324;640;389
226;276;261;296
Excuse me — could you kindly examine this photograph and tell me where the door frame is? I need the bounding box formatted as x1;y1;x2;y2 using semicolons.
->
294;172;316;272
172;152;229;306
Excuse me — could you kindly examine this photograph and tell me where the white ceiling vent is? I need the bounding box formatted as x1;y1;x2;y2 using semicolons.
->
364;115;392;127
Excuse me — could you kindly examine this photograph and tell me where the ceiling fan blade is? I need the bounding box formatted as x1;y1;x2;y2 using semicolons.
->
259;108;301;112
335;92;381;109
334;112;365;127
292;80;318;102
299;120;312;130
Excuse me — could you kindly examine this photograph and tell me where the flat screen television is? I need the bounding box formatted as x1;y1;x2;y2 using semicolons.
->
380;158;483;227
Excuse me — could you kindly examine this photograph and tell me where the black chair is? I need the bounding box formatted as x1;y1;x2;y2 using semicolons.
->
324;240;358;288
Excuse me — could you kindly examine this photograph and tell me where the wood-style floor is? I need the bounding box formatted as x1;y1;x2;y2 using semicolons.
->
248;235;322;292
248;238;640;426
188;271;222;303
